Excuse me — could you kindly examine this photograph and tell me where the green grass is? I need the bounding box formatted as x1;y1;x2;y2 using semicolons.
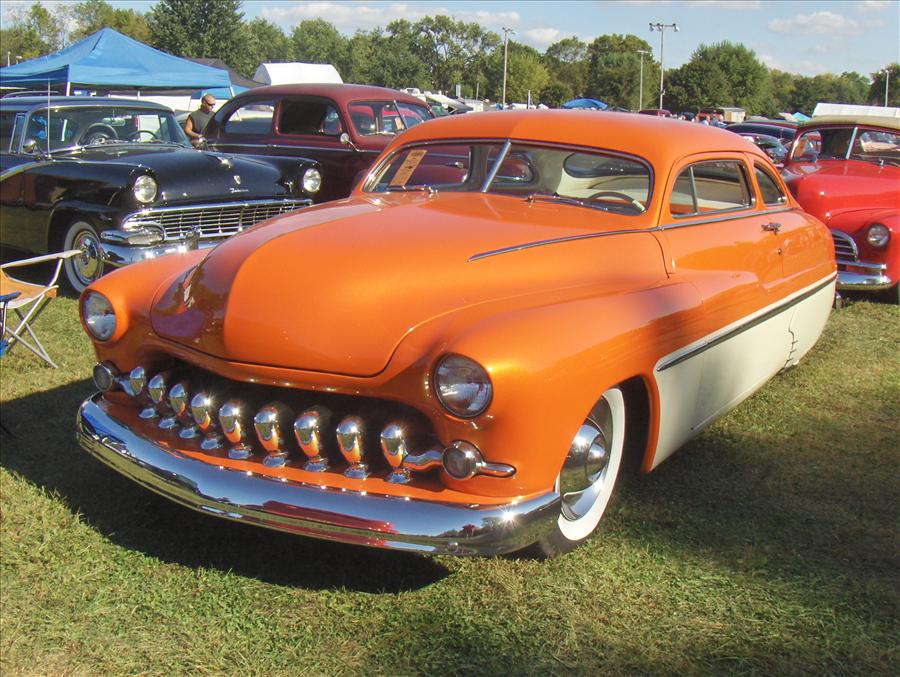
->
1;295;898;676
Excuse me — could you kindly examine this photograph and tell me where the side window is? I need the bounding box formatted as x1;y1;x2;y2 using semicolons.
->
0;113;16;152
222;100;275;135
671;160;752;216
278;99;341;136
754;164;787;206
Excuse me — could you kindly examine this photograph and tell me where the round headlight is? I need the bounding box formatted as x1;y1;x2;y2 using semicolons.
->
83;291;116;341
866;223;890;248
302;167;322;194
133;174;158;204
434;354;492;418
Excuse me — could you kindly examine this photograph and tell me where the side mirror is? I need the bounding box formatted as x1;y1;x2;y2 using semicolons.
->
22;138;39;154
339;132;351;146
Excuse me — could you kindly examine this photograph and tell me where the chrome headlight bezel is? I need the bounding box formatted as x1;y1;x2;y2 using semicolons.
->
866;223;890;248
132;174;158;204
82;291;116;341
433;354;493;419
302;166;322;194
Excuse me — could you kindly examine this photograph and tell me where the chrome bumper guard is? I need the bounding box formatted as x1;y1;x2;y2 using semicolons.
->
76;394;560;556
100;228;203;268
835;258;893;291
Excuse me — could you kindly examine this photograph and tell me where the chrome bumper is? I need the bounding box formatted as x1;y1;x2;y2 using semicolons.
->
99;229;208;269
835;258;893;291
75;395;560;556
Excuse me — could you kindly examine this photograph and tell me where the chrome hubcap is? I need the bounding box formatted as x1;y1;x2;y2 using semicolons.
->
560;398;614;521
73;231;102;283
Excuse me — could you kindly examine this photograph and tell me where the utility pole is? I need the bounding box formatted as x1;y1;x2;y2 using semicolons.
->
649;22;679;110
501;27;515;108
881;68;891;107
636;49;650;110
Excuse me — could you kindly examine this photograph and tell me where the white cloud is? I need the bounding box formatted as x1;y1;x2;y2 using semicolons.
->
261;3;519;31
760;54;830;76
525;27;561;45
768;11;884;36
683;1;761;9
855;1;890;13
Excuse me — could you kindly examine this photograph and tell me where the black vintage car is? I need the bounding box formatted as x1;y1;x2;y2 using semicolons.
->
0;96;322;290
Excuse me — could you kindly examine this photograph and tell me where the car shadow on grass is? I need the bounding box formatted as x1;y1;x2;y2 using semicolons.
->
0;380;451;592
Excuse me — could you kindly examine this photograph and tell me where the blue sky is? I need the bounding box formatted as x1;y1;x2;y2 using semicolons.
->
6;1;899;77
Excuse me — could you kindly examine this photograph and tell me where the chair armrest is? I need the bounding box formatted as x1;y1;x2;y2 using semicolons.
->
0;250;82;270
0;291;22;303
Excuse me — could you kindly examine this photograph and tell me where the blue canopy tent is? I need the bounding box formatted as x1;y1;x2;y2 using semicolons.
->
0;28;231;94
561;98;609;111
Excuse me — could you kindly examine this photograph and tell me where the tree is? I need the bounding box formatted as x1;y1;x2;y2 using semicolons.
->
290;18;349;76
411;16;499;95
148;0;244;64
585;34;656;109
768;69;796;115
869;64;900;107
0;2;67;62
543;37;589;99
483;41;549;104
688;41;771;113
70;0;149;43
664;60;732;113
233;18;290;77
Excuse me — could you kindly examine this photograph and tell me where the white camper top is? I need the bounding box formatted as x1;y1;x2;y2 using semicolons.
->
253;63;343;86
812;102;900;119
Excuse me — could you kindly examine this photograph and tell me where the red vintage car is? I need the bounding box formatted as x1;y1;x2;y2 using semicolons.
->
76;111;835;557
204;84;434;202
782;115;900;300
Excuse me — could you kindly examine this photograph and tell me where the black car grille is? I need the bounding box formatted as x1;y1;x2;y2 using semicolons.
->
123;199;311;241
831;230;858;262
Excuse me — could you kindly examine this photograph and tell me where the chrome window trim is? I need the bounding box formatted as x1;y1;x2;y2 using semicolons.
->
209;141;374;155
845;126;859;161
480;139;512;191
656;274;837;372
671;159;754;219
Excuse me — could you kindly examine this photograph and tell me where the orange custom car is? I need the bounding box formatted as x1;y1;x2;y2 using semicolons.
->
76;111;836;557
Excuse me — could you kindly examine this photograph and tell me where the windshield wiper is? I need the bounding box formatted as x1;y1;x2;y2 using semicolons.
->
386;185;437;195
527;192;585;208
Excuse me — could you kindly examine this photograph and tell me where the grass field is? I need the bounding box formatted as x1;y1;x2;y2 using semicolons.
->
1;295;898;676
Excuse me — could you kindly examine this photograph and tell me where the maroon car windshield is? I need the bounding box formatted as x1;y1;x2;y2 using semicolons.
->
347;100;432;136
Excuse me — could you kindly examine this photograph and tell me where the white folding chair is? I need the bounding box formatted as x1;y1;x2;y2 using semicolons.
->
0;250;81;368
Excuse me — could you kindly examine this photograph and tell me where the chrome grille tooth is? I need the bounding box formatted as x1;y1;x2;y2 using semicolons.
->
219;399;254;460
381;421;412;484
254;403;292;468
191;392;223;450
336;415;368;479
294;407;332;473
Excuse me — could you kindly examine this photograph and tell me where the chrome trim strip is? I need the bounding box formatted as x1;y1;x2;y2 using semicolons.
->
469;206;797;262
658;206;795;231
469;227;653;262
76;395;560;556
656;275;837;372
480;139;511;191
208;141;379;156
0;160;51;181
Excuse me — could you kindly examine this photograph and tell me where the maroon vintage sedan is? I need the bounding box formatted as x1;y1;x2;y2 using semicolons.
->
782;115;899;301
204;84;434;202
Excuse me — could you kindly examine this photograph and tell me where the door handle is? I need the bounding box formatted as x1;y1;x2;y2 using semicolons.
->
762;222;782;233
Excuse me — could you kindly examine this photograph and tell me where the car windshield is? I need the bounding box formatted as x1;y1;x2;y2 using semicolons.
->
23;106;189;152
347;100;433;136
791;125;900;165
366;141;652;215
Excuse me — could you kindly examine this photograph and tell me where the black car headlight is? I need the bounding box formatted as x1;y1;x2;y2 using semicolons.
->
132;174;158;204
866;223;890;248
302;167;322;194
434;354;492;418
82;291;116;341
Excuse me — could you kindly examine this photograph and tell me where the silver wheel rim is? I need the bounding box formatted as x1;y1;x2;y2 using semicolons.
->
71;229;102;286
556;387;625;542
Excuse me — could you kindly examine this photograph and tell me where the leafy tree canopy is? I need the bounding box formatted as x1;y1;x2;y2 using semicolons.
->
148;0;244;61
70;0;149;43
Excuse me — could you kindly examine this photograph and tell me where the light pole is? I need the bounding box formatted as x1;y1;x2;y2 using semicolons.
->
501;27;515;108
649;22;679;110
880;68;891;107
636;49;650;110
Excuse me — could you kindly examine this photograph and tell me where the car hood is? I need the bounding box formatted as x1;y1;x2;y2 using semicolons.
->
60;145;292;203
782;160;899;223
150;193;655;376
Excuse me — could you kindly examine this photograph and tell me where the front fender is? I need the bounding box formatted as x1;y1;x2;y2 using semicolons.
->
410;279;703;498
